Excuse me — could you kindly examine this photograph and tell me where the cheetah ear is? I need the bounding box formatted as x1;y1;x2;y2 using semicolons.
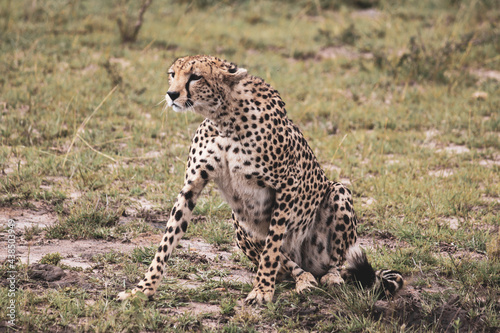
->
223;65;248;86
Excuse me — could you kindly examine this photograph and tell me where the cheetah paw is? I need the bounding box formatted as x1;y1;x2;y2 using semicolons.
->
295;272;317;294
245;288;274;305
320;272;344;286
117;289;151;301
116;291;132;301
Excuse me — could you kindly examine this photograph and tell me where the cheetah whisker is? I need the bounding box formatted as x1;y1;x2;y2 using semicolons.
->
155;96;167;107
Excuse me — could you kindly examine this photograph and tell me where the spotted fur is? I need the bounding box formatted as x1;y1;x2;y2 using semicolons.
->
117;55;404;304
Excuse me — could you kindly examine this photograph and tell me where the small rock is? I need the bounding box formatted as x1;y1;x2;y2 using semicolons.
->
28;264;65;282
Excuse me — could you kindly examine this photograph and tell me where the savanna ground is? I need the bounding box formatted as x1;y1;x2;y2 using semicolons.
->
0;0;499;332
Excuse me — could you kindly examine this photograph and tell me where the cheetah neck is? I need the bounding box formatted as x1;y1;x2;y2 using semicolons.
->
199;76;285;142
212;102;237;138
203;81;251;138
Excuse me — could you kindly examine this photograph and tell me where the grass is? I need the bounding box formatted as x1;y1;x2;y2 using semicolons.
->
38;252;63;266
0;0;499;331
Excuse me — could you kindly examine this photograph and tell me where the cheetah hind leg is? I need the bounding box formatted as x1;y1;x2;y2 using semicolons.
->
281;254;318;294
320;268;344;286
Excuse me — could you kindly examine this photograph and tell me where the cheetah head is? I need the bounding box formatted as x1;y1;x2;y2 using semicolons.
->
165;55;247;116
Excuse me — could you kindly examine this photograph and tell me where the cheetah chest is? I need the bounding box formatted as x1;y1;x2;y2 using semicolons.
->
212;139;275;241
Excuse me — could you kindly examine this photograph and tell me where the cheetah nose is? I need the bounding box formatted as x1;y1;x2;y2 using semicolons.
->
167;91;180;101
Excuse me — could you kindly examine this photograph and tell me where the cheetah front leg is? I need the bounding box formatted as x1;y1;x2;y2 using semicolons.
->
117;179;206;300
117;131;219;300
245;186;296;305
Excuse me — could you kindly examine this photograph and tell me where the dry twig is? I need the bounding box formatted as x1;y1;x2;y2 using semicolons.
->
117;0;153;43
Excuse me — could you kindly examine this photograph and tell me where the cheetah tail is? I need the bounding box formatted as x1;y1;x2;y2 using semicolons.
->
341;245;404;299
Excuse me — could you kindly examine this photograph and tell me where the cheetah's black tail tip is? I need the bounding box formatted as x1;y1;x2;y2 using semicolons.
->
341;246;404;299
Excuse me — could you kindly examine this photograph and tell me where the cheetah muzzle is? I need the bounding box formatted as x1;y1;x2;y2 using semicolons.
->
117;55;404;305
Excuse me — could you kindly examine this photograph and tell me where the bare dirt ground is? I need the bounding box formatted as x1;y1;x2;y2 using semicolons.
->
1;204;253;282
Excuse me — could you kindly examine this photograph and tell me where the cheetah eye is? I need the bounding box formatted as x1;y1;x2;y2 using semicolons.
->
168;72;175;78
189;74;202;81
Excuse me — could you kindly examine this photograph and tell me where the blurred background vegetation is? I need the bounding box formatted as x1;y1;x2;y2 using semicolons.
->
0;0;499;331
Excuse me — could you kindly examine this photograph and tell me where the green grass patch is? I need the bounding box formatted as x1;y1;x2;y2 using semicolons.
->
1;0;499;331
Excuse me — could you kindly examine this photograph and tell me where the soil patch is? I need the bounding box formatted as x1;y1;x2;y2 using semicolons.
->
2;206;495;332
177;238;253;285
360;231;409;251
375;288;493;332
0;204;58;229
13;238;142;269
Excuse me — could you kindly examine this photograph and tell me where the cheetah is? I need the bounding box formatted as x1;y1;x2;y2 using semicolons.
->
117;55;403;304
